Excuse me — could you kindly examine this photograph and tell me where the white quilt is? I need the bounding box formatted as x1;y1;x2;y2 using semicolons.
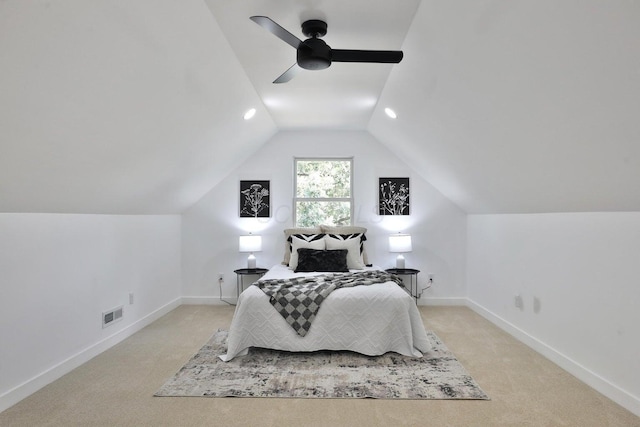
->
219;265;431;361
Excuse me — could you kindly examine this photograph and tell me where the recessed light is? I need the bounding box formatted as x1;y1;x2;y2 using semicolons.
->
243;108;256;120
384;107;397;119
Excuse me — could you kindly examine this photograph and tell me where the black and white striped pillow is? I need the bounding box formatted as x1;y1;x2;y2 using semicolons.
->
326;233;366;263
320;225;369;265
286;233;326;266
282;227;322;265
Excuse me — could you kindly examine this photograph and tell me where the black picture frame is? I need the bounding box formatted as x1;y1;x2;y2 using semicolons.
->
240;180;270;218
379;177;410;215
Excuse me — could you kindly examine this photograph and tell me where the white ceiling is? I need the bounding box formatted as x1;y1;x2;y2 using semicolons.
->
1;0;639;214
204;0;420;129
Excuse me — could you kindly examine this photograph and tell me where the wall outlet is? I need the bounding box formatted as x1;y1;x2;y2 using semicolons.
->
129;292;134;305
533;296;541;313
428;273;434;281
218;273;224;281
514;294;524;309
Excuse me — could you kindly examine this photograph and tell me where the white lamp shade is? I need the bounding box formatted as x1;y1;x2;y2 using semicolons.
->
389;233;412;269
239;234;262;253
388;234;412;253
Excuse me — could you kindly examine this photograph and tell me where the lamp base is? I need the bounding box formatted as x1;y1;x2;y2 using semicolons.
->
247;254;256;269
395;254;405;269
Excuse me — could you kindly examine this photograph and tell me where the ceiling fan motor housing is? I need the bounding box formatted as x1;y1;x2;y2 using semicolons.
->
249;16;404;82
301;19;327;38
297;38;332;70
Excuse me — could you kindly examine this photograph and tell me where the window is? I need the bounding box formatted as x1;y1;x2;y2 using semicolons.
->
294;158;353;227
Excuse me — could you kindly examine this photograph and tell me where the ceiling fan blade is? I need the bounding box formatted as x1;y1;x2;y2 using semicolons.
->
250;16;302;49
273;63;302;84
331;49;403;64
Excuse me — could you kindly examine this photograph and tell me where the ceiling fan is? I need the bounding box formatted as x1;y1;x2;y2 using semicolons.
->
250;16;404;84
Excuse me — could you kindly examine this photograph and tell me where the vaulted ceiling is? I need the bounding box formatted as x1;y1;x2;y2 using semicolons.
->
1;0;639;214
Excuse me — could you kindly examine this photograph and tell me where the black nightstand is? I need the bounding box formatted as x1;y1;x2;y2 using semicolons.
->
234;268;268;298
386;268;420;304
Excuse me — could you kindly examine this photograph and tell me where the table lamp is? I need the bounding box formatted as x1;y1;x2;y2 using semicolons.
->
389;233;412;269
239;234;262;269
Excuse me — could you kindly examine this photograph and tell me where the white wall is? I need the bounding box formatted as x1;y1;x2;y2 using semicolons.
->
0;213;182;412
182;130;467;303
467;212;640;415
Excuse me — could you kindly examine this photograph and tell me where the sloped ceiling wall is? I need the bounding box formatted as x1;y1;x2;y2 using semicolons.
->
1;0;639;214
0;0;276;214
371;0;640;213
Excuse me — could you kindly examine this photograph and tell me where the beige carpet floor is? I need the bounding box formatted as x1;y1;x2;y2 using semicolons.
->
0;305;638;427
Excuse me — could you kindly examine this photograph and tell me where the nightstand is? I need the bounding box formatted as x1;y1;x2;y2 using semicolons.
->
385;268;420;304
234;268;268;298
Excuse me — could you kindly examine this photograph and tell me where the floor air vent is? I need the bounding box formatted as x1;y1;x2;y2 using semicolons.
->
102;306;123;328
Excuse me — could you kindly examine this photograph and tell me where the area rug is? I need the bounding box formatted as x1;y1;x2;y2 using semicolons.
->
154;330;489;400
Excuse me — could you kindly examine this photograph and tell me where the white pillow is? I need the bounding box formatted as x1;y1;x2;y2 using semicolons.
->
282;227;322;264
320;225;369;265
289;236;326;270
325;235;365;270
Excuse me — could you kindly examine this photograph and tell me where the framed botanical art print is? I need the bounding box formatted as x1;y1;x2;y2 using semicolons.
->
240;180;270;218
379;177;410;215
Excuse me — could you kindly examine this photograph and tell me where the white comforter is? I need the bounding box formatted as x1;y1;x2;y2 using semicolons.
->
219;265;431;361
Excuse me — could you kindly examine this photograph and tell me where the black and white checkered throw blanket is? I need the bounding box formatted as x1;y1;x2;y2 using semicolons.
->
253;271;405;337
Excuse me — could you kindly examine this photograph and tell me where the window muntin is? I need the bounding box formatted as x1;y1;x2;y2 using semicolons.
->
294;158;353;227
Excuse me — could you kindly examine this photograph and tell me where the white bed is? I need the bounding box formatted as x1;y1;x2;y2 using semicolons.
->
219;264;431;361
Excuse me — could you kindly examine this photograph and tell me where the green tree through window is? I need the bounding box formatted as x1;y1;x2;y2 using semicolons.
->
294;158;353;227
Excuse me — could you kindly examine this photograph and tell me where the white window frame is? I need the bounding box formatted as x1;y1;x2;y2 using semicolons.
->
293;157;354;227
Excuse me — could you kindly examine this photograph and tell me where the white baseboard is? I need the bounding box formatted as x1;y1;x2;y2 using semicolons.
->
0;297;181;414
419;297;467;306
181;296;237;305
466;298;640;418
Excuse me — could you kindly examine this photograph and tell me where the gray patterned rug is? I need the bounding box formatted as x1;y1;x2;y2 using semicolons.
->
155;330;489;400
